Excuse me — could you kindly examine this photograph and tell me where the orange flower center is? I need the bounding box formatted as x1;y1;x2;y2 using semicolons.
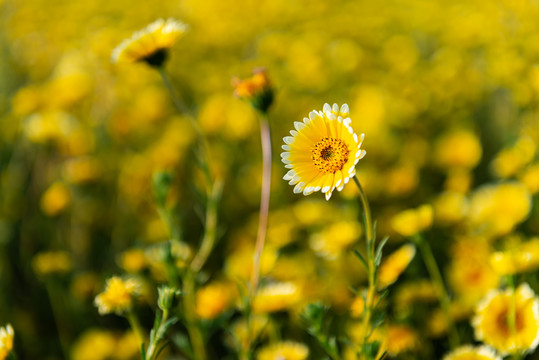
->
312;137;349;174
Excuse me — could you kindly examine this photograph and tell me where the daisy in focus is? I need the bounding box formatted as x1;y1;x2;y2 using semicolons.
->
472;283;539;355
111;18;188;66
281;103;366;200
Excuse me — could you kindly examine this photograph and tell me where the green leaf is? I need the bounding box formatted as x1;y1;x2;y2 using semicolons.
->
374;236;390;267
353;249;369;271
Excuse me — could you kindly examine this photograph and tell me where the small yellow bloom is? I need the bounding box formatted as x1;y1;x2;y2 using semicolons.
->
195;281;237;320
282;103;366;200
71;329;116;360
385;324;419;356
32;251;72;276
232;68;274;113
257;341;309;360
473;283;539;355
468;182;531;237
229;315;269;349
40;181;71;216
119;249;147;274
0;324;14;360
442;345;501;360
309;221;362;259
491;137;536;178
433;130;482;169
94;276;140;315
62;157;101;184
377;244;416;289
112;18;188;66
390;204;433;237
252;282;301;314
520;163;539;194
490;238;539;276
433;191;469;225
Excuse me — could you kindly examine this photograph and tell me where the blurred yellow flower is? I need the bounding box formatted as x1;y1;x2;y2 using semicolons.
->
253;282;301;314
491;137;536;178
442;345;501;360
232;68;274;113
489;238;539;276
282;103;366;200
377;244;416;289
433;130;482;169
111;18;188;66
71;329;116;360
385;324;419;356
520;163;539;194
32;251;72;276
390;204;433;237
257;341;309;360
225;243;277;281
433;191;469;225
195;281;237;320
309;220;362;259
0;324;14;360
468;182;531;237
40;181;71;216
119;249;148;274
94;276;140;315
62;157;101;184
473;284;539;355
23;111;77;145
229;315;269;348
394;280;437;316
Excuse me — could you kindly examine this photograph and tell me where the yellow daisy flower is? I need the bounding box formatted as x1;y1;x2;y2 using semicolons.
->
111;18;188;66
377;244;416;289
0;324;14;360
281;103;366;200
94;276;141;315
252;282;301;314
472;283;539;355
257;341;309;360
442;345;501;360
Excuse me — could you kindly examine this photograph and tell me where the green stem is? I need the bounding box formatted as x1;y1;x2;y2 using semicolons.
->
183;271;207;360
189;179;223;273
157;67;189;115
353;176;377;359
126;309;145;347
413;234;459;349
250;112;272;293
45;280;71;360
146;309;170;360
506;275;517;338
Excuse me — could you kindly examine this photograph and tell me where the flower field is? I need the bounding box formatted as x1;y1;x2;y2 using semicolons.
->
1;0;539;359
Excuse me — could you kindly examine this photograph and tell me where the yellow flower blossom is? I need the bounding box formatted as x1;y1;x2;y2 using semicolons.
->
390;204;433;237
257;341;309;360
0;324;14;360
195;281;237;320
442;345;501;360
32;251;72;276
94;276;140;315
252;282;301;314
473;283;539;355
229;315;269;349
490;238;539;276
377;244;416;289
111;18;188;66
119;249;148;274
491;136;536;178
433;130;482;169
520;163;539;194
309;220;362;259
61;157;101;184
468;182;531;237
71;329;116;360
40;181;71;216
281;103;366;200
232;68;274;113
433;191;469;225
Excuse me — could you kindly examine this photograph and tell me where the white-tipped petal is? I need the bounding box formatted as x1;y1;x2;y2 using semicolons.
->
281;152;290;159
290;130;298;136
340;104;349;115
285;164;293;168
326;112;337;120
281;145;290;150
321;185;331;193
294;121;305;131
283;170;296;180
283;136;294;144
332;103;339;113
309;111;318;120
353;133;358;143
303;186;315;195
323;103;332;113
325;190;333;200
294;183;304;194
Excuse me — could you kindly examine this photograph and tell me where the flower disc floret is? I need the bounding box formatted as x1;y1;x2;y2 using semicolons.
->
282;103;366;200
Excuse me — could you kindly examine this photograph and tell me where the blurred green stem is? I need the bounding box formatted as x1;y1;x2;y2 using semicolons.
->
126;309;145;346
45;280;71;360
413;234;459;349
157;67;189;115
353;176;377;358
183;271;207;360
250;112;272;293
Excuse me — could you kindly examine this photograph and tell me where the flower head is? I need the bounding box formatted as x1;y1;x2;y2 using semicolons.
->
442;345;502;360
377;244;416;289
472;283;539;355
111;18;188;67
0;324;14;360
257;341;309;360
252;282;301;314
232;68;274;113
282;103;366;200
94;276;141;315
